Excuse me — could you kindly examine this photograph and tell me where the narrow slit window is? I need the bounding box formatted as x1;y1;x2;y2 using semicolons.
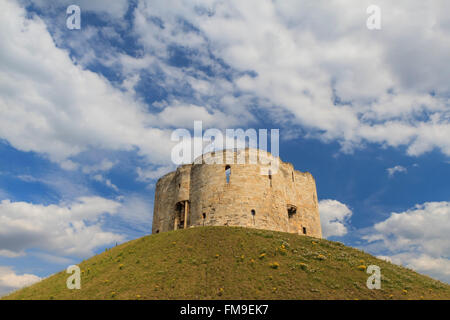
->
292;172;294;182
251;209;256;216
225;165;231;184
302;227;307;235
268;170;272;187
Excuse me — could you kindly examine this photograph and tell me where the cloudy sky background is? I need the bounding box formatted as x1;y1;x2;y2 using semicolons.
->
0;0;449;295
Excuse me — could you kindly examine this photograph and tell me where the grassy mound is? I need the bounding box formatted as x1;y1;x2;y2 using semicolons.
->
3;226;449;300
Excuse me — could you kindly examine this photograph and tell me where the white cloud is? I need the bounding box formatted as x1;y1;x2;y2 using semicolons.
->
26;0;130;18
82;159;117;174
0;266;41;297
387;165;407;177
364;201;450;283
319;199;352;238
0;197;124;258
130;0;450;157
0;0;175;169
17;172;92;200
92;174;119;192
137;165;175;181
387;254;450;281
33;253;73;265
0;188;10;201
0;250;23;258
4;0;449;173
154;102;242;129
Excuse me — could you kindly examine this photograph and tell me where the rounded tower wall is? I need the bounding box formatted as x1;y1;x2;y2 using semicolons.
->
152;148;322;238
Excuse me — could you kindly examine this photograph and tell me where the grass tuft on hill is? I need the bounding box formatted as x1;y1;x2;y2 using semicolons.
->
3;226;450;300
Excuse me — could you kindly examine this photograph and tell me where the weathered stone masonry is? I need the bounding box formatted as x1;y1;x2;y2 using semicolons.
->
152;148;322;238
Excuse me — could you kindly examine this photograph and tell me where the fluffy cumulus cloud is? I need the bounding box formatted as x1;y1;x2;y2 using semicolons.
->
92;174;119;192
82;159;117;174
364;202;450;283
0;197;124;258
24;0;130;18
2;0;450;172
137;165;175;182
319;199;352;238
0;0;175;169
0;266;41;297
129;0;450;156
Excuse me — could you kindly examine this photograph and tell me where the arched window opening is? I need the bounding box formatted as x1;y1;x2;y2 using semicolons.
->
202;212;206;226
225;165;231;184
302;227;307;235
155;229;159;234
251;209;256;225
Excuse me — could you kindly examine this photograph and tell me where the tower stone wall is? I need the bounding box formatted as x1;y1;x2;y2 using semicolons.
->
152;148;322;238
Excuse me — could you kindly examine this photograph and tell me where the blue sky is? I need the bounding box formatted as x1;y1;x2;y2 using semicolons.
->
0;0;449;294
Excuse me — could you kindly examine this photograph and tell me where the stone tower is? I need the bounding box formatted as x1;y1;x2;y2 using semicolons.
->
152;148;322;238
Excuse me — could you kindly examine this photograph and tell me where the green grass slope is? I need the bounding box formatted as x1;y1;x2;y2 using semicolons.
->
3;226;450;300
